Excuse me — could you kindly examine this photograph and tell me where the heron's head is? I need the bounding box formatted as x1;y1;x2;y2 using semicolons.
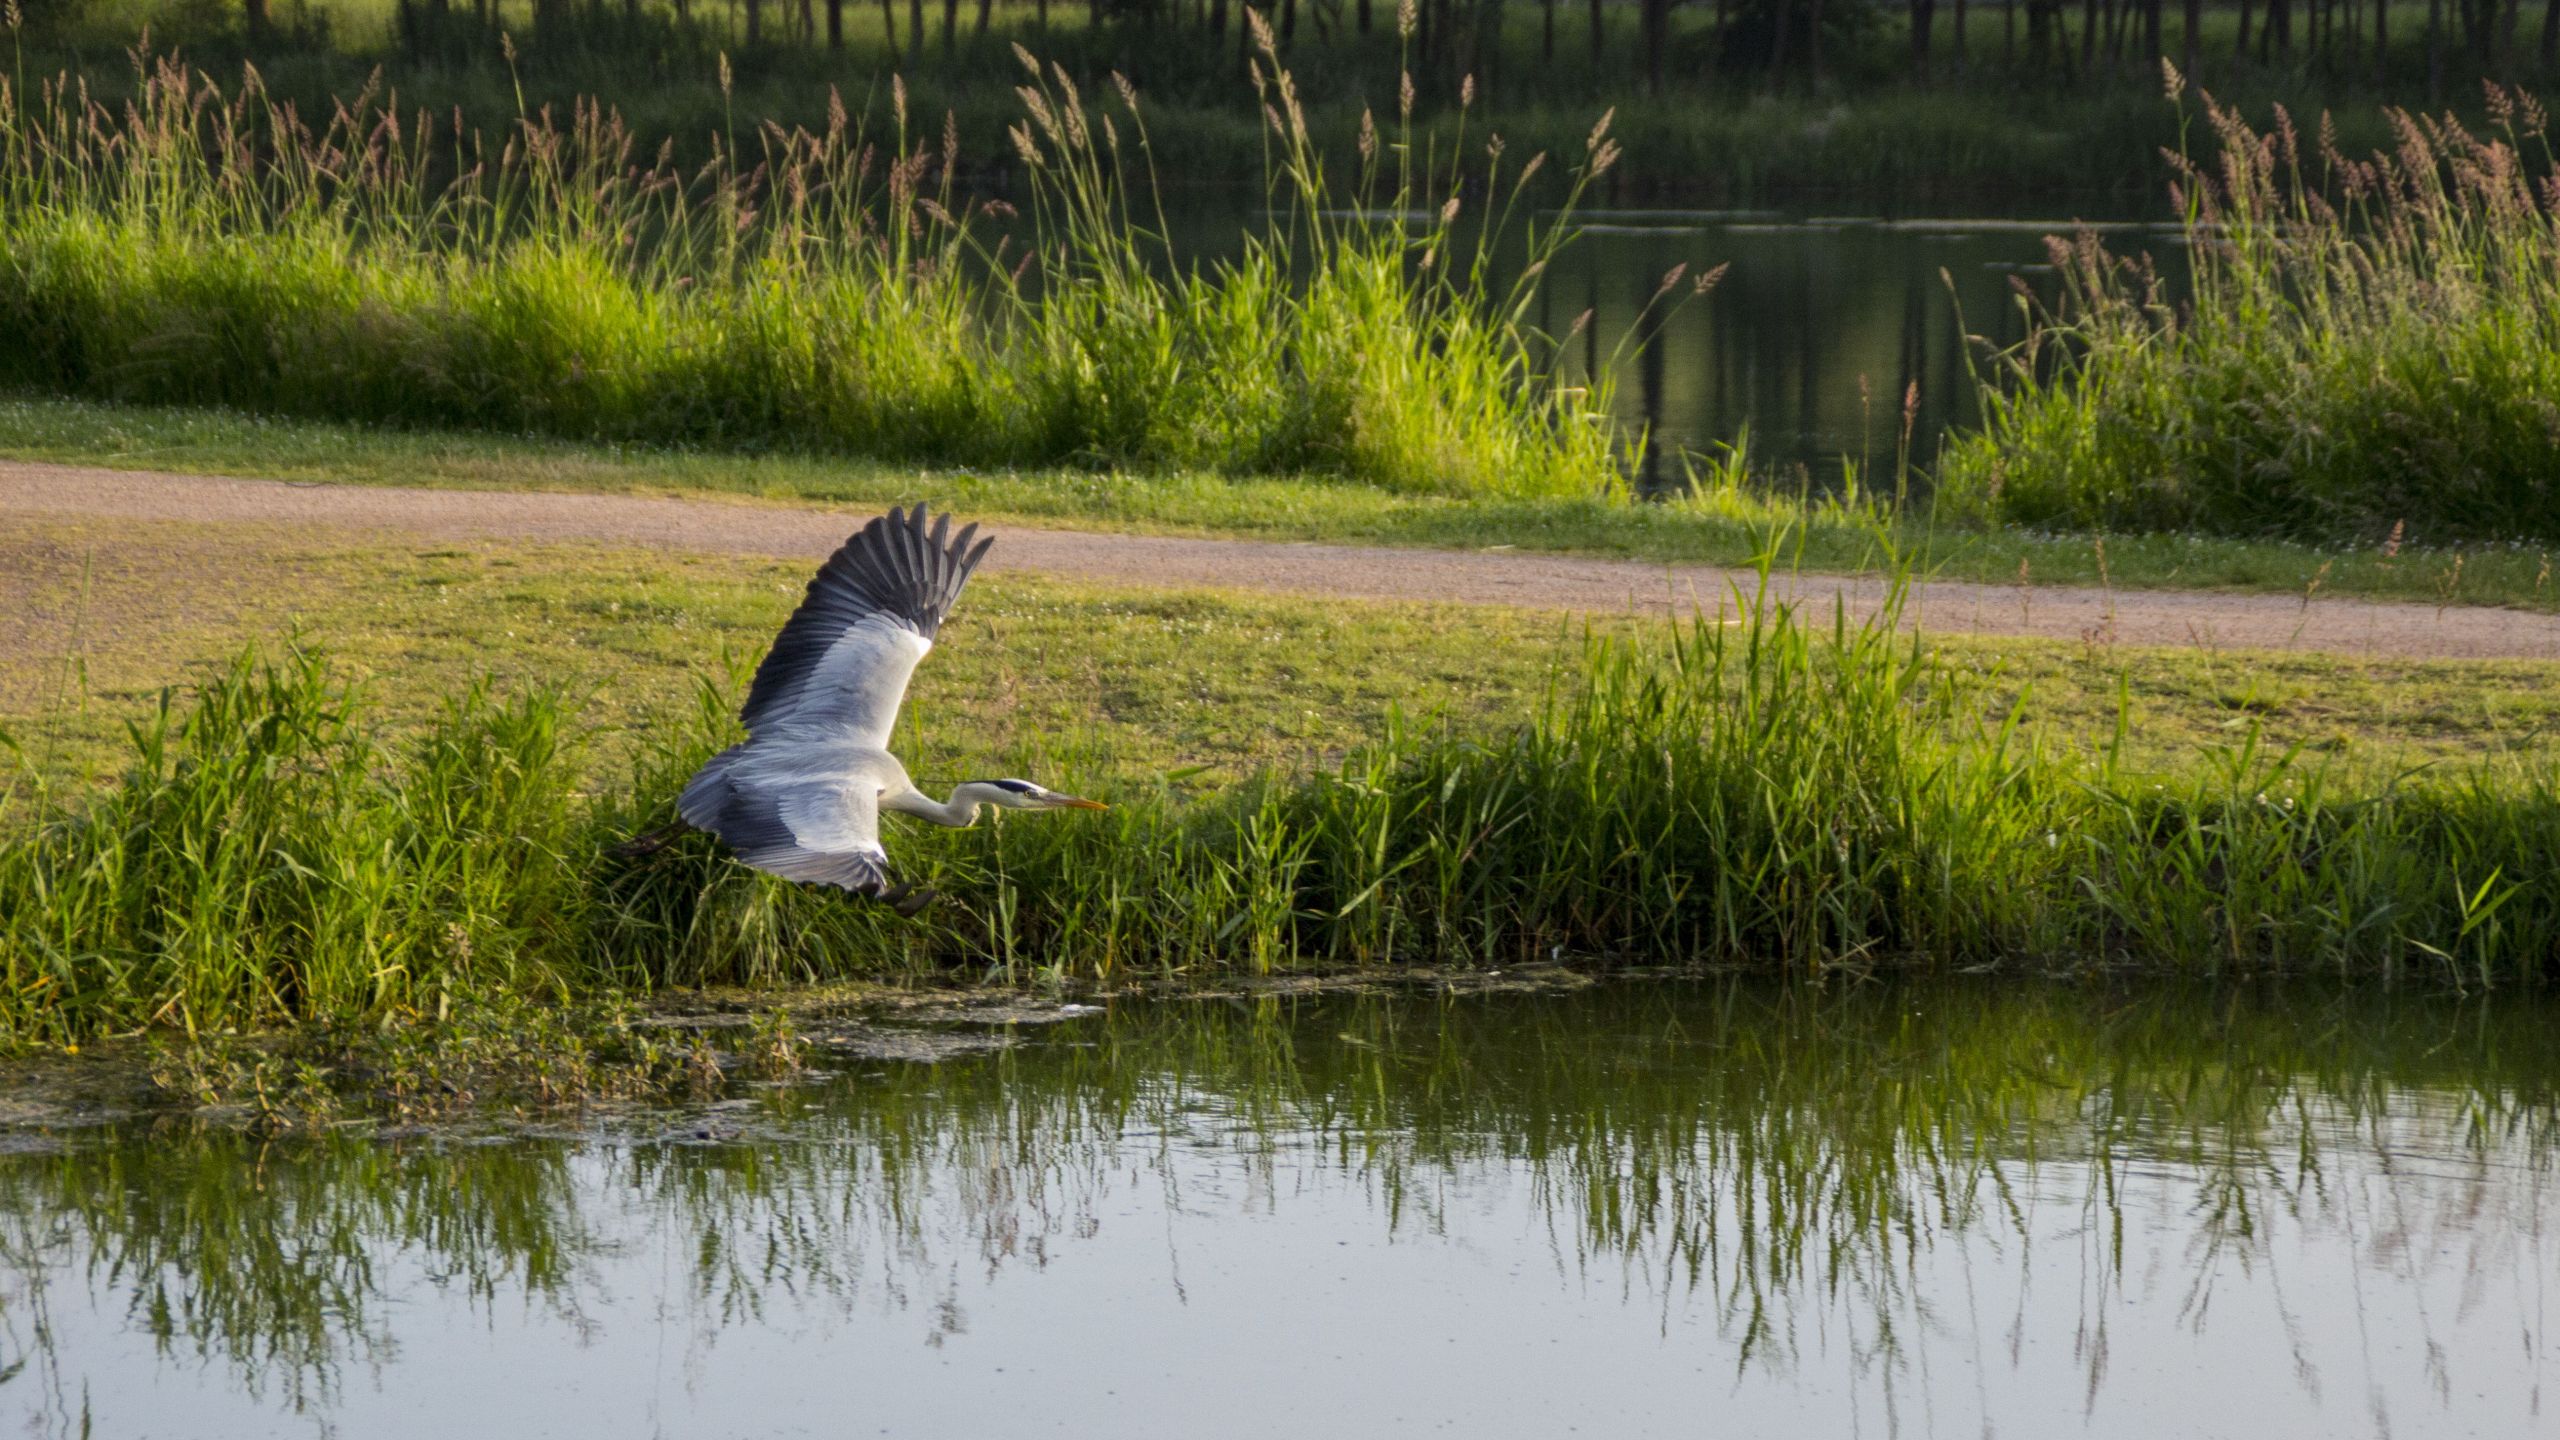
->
972;779;1107;812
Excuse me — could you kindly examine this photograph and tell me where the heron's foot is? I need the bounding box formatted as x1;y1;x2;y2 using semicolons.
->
874;878;940;918
612;822;687;859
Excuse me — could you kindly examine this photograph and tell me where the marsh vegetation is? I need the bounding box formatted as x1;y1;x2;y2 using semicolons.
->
1946;83;2560;546
0;37;1631;498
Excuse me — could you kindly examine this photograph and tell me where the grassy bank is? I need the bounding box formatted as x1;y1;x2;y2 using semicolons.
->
1942;83;2560;548
9;534;2560;1045
0;42;1625;498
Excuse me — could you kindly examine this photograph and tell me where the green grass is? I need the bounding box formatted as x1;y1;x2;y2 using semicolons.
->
11;515;2560;790
1942;84;2560;547
0;41;1624;499
11;523;2560;1044
7;391;2558;611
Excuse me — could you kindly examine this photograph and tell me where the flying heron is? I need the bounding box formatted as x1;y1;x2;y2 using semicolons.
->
627;505;1105;914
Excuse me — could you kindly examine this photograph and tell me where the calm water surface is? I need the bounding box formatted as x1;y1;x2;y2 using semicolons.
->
1532;211;2176;485
2;979;2551;1438
1161;198;2178;485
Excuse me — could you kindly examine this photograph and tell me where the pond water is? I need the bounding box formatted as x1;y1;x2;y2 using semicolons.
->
1532;210;2179;487
1160;199;2177;489
2;978;2552;1438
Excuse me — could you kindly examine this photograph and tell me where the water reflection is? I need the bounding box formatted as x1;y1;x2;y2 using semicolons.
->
1533;214;2178;488
1165;201;2175;488
0;980;2550;1437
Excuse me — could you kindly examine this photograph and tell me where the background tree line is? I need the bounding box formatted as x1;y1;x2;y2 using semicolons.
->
21;0;2551;102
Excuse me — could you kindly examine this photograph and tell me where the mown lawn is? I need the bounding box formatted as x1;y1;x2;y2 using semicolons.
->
7;512;2559;795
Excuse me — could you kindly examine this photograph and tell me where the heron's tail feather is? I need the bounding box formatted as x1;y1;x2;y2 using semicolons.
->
676;742;752;832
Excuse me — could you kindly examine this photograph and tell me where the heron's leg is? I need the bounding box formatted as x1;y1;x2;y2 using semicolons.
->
872;876;941;918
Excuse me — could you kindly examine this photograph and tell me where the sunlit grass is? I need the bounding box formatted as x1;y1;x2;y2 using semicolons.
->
1942;77;2560;547
9;534;2560;1043
0;36;1629;499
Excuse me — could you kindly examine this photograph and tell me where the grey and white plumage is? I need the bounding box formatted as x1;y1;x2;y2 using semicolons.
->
666;505;1102;911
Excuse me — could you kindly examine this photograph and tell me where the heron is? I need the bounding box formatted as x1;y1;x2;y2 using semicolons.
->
625;504;1105;915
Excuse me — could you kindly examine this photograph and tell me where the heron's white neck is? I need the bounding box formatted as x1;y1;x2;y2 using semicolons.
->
884;782;1010;828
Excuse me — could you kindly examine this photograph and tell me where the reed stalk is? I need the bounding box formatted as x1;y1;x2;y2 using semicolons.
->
0;31;1626;498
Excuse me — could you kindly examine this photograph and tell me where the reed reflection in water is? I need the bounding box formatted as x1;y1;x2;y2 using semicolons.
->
1163;204;2174;487
0;979;2550;1438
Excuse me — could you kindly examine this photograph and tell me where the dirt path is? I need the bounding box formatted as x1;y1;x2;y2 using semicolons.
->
8;461;2560;662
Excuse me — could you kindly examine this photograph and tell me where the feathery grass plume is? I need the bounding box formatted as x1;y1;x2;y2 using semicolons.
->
0;47;1628;500
1940;90;2560;545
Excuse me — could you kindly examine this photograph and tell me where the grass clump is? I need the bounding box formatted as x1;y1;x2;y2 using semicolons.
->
0;646;591;1040
8;555;2560;1046
0;37;1626;499
1941;75;2560;547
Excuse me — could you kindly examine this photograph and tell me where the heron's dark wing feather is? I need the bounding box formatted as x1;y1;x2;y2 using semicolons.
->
740;505;995;739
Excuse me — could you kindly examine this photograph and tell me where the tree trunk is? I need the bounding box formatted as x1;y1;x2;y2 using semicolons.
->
2080;0;2099;68
2372;0;2386;82
2542;0;2560;69
244;0;273;41
1643;0;1669;91
879;0;901;59
1913;0;1937;76
1360;0;1374;31
2238;0;2253;58
747;0;765;45
2183;0;2198;67
976;0;992;36
1282;0;1299;42
2145;0;2161;58
2427;0;2443;98
1809;0;1827;81
828;0;845;46
941;0;957;53
1543;0;1555;58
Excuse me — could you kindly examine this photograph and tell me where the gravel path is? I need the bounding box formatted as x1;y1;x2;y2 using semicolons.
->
8;461;2560;662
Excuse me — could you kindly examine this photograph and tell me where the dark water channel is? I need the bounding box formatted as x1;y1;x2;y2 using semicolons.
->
1535;210;2178;487
1160;199;2181;489
2;978;2552;1438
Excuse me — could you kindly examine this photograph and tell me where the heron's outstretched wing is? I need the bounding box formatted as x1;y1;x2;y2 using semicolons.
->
740;505;994;746
687;762;897;895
